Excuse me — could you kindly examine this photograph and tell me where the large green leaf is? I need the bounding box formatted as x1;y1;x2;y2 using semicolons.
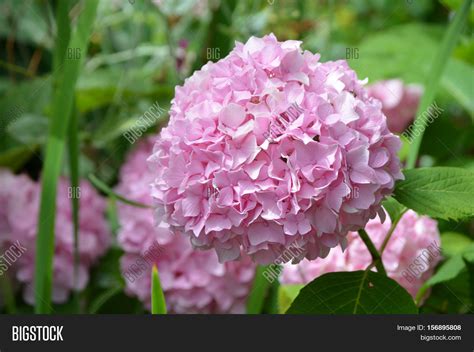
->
443;59;474;117
349;23;473;115
286;271;418;314
394;167;474;221
349;23;442;84
6;114;49;145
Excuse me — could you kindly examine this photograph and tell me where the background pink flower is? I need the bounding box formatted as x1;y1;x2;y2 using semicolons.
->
367;79;423;134
281;209;441;299
117;138;256;313
0;169;111;304
149;33;403;265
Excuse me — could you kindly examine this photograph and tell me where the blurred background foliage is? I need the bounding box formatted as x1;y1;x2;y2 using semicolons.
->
0;0;472;313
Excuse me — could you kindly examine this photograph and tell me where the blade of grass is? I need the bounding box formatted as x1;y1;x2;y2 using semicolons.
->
406;0;470;169
67;105;80;312
262;278;280;314
88;173;152;208
53;0;71;71
0;273;16;314
34;0;99;314
246;265;273;314
151;265;167;314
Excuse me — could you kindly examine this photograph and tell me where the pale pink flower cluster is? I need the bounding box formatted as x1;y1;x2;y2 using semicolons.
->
117;138;255;313
281;210;441;298
0;169;110;304
149;34;403;264
367;79;422;134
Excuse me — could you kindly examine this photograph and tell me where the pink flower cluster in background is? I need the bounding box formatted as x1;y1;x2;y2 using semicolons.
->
0;169;111;304
367;79;422;134
149;33;403;265
117;138;255;313
281;209;441;299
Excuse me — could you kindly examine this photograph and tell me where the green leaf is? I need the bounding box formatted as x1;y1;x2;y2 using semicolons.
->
417;243;474;305
462;256;474;310
394;167;474;221
34;0;99;314
349;23;442;84
286;271;418;314
278;285;303;314
441;232;473;257
442;59;474;117
6;114;49;145
425;256;466;288
151;265;167;314
417;255;466;304
246;265;274;314
419;269;472;313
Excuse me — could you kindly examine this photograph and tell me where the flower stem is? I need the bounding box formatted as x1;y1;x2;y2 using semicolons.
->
379;208;408;255
358;229;387;276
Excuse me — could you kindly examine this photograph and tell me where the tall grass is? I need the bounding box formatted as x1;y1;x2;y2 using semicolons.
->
246;265;273;314
406;0;470;169
68;106;80;312
34;0;99;314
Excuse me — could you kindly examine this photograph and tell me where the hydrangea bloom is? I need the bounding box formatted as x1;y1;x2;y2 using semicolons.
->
281;210;441;298
366;79;422;133
0;169;110;304
149;34;403;264
117;138;255;313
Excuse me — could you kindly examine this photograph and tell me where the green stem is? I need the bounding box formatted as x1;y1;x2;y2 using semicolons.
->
406;0;470;169
88;173;152;208
358;229;387;276
379;208;408;255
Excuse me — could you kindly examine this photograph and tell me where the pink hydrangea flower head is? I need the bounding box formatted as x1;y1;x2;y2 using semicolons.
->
149;34;404;265
117;138;255;313
281;209;441;299
0;169;111;304
366;79;422;133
